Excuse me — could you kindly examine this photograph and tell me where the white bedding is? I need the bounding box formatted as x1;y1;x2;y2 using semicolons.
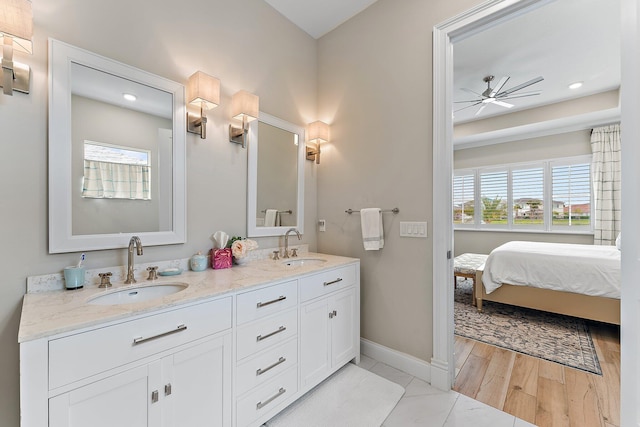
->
482;241;621;299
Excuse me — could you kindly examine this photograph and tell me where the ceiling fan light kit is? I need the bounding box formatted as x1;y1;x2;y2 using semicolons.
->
456;74;544;117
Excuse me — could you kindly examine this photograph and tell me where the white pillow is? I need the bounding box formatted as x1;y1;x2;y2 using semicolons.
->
616;232;621;250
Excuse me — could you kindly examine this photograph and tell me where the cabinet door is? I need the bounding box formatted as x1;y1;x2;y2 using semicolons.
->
49;363;158;427
330;288;357;367
300;298;330;389
164;334;232;427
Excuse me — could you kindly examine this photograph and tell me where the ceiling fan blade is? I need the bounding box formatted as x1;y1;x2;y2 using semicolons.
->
454;99;483;103
492;100;514;109
454;101;482;113
489;76;509;97
499;76;544;96
474;104;487;116
498;90;542;100
460;87;482;96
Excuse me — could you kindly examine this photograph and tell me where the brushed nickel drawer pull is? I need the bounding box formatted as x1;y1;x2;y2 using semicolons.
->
133;324;187;345
256;357;286;376
256;387;286;410
257;295;286;308
256;325;286;342
323;278;343;287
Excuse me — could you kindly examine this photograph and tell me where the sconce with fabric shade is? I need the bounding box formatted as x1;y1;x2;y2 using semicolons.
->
187;71;220;139
306;120;330;164
0;0;32;96
229;90;259;148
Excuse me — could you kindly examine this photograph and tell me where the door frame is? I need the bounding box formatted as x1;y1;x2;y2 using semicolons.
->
432;3;639;423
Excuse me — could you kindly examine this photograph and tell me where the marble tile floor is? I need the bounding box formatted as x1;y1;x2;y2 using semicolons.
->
355;355;536;427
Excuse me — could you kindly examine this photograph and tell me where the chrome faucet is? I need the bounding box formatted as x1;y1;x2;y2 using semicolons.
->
283;228;301;259
124;236;143;284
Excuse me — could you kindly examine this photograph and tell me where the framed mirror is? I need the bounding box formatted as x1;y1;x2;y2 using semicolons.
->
247;112;305;237
48;39;186;253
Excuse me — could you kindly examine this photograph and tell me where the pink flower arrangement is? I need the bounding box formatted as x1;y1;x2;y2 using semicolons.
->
231;238;259;259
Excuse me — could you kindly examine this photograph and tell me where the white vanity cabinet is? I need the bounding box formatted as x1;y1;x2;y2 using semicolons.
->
299;265;359;392
22;297;233;427
21;258;360;427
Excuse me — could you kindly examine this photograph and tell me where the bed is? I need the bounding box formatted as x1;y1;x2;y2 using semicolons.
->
475;241;621;325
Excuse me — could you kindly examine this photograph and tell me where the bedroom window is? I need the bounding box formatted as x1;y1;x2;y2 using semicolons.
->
454;155;592;233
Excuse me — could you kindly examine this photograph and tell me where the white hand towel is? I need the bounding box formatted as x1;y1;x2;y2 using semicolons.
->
361;208;384;250
265;209;278;227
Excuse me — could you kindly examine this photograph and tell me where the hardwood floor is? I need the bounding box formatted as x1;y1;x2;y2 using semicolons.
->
453;322;620;427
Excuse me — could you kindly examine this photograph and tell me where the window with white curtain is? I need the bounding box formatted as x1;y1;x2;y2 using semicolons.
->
82;141;152;200
453;155;592;233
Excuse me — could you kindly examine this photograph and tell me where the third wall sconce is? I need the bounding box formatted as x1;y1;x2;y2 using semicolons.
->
306;120;330;164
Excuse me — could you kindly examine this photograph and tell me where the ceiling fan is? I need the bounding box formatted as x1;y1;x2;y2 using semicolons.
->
455;75;544;116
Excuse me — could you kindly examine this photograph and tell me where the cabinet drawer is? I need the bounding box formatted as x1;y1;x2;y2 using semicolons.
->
236;366;298;427
236;308;297;361
236;280;297;325
236;338;297;395
299;264;357;302
49;297;232;390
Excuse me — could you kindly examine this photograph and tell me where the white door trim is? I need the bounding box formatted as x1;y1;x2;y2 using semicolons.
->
432;7;637;423
431;0;550;390
620;0;639;424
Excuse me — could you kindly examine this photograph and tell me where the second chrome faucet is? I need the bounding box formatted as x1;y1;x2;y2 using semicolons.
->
283;228;301;259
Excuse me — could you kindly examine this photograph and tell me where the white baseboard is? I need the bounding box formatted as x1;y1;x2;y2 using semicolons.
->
360;338;431;383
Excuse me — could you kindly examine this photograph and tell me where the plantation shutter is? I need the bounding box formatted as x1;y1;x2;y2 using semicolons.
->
453;173;475;224
480;170;507;225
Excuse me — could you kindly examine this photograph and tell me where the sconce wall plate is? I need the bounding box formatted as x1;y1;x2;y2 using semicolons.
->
187;112;206;136
306;144;320;163
0;59;29;93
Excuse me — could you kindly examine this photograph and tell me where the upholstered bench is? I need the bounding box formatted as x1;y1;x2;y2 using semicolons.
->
454;253;488;304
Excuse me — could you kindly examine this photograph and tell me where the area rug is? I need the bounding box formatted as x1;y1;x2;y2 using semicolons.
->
265;363;404;427
454;278;602;375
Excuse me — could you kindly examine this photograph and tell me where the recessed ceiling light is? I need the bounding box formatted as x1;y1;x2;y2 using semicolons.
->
568;82;583;90
123;93;137;101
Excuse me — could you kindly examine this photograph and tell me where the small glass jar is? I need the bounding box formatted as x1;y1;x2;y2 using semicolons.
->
189;252;207;271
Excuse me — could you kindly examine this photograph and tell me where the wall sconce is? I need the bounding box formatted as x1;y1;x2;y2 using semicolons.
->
306;120;330;164
229;90;259;148
187;71;220;139
0;0;33;96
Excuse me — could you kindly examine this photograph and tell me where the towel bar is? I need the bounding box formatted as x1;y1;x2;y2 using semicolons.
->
345;208;399;214
260;209;292;214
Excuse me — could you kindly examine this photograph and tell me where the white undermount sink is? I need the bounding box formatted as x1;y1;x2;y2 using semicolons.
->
87;282;188;306
281;258;327;268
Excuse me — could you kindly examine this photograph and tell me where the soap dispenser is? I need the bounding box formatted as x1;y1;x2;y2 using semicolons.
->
190;252;207;271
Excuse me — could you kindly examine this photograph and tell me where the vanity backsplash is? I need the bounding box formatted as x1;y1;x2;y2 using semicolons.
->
27;244;309;293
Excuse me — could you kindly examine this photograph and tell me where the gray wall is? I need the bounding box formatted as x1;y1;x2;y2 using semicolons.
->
316;0;482;362
1;1;318;425
454;130;594;255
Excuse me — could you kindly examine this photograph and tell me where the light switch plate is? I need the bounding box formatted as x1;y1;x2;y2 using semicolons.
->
400;221;427;238
318;219;326;232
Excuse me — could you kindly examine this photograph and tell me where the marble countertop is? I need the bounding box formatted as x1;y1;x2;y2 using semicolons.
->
19;253;358;343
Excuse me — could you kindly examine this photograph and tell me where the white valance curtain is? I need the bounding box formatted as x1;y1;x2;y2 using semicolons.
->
591;124;621;245
82;160;151;200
